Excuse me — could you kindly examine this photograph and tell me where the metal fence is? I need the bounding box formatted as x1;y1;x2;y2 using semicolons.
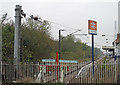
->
1;58;119;84
73;58;118;83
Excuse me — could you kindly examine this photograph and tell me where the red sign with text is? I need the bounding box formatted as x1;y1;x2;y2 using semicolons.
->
88;20;97;35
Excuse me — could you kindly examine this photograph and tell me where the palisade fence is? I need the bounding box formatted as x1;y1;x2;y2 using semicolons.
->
72;58;118;83
2;58;118;84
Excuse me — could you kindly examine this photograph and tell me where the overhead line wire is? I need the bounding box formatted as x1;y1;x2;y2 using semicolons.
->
25;13;82;31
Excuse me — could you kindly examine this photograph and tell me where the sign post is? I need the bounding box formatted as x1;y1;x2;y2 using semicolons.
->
56;52;58;64
88;20;97;74
92;34;94;74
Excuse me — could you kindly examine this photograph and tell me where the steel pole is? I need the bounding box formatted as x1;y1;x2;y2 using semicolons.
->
118;1;120;83
14;5;21;67
92;34;94;74
58;30;61;81
0;19;2;84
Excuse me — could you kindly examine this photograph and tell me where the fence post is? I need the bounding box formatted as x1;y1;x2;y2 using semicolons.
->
115;60;117;83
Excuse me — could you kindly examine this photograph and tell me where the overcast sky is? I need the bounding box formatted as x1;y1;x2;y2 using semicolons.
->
0;0;120;51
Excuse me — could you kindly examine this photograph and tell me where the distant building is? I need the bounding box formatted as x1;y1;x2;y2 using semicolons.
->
102;46;114;57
